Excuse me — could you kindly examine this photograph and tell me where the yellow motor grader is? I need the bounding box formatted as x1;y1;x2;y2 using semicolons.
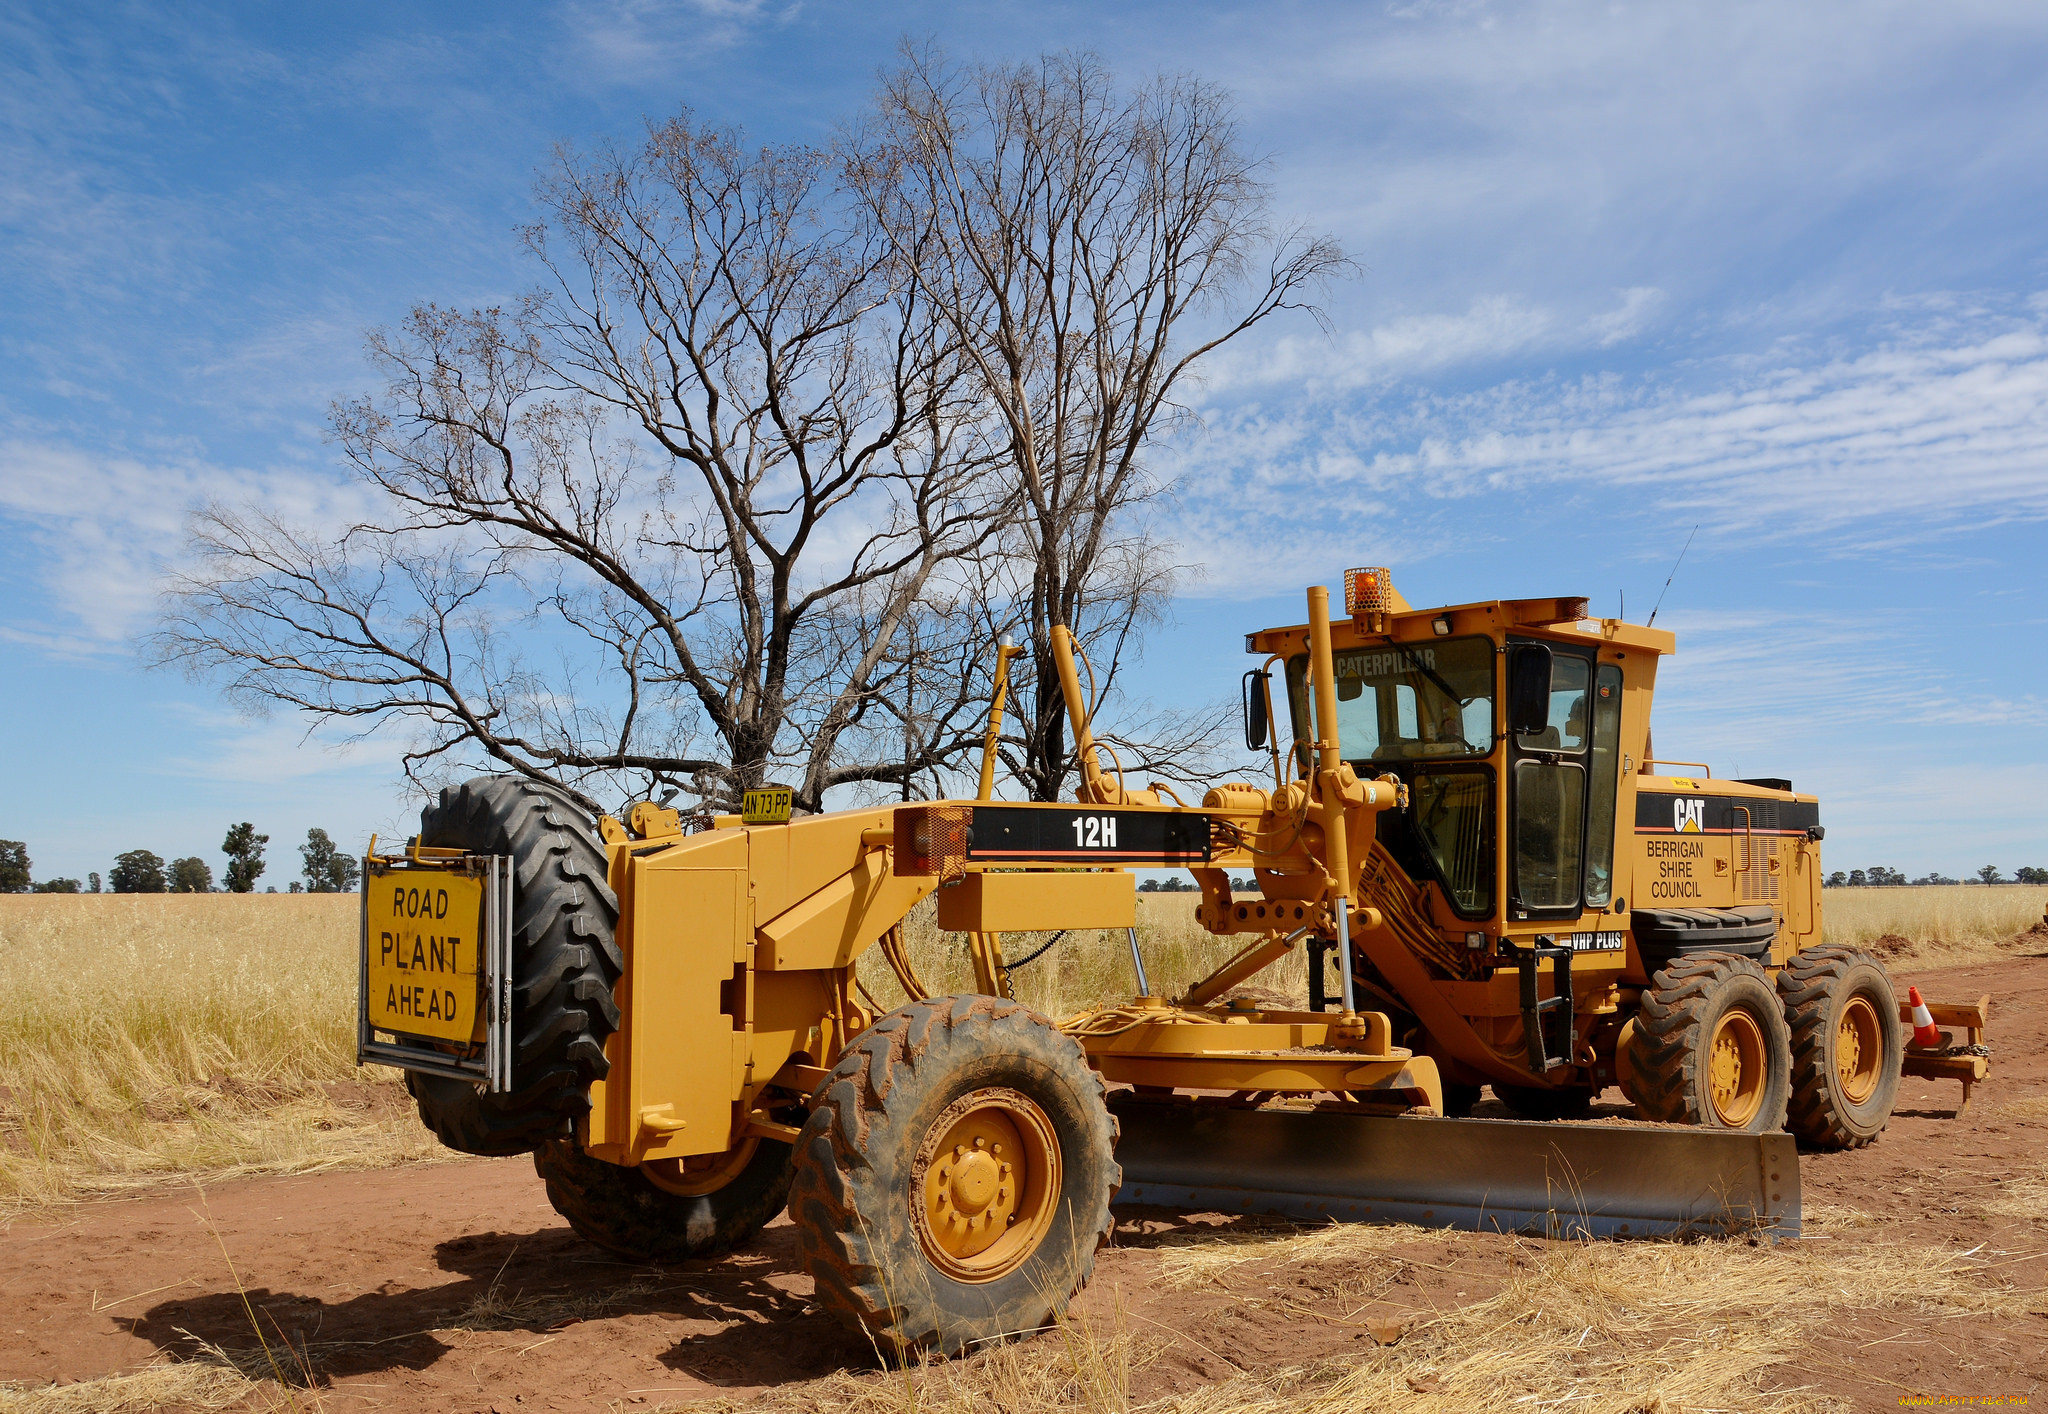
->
358;571;1987;1355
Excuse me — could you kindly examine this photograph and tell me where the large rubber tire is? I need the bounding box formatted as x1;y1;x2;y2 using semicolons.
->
1778;946;1903;1149
1493;1082;1596;1120
1631;952;1792;1133
535;1137;795;1261
788;995;1119;1358
401;776;621;1156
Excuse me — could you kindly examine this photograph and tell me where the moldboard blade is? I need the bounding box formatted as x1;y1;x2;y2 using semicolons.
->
1108;1099;1800;1240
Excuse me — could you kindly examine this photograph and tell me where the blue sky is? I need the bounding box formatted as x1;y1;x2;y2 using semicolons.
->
3;0;2045;886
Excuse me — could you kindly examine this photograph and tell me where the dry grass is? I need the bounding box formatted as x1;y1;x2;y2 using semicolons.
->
1153;1217;1436;1290
4;879;2036;1218
0;888;1262;1219
858;893;1306;1019
702;1227;2039;1414
0;1358;283;1414
1978;1163;2048;1222
681;1296;1141;1414
1823;884;2048;967
2;874;2038;1221
0;895;454;1217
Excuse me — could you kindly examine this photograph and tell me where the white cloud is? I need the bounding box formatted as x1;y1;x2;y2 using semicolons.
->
0;438;367;645
1205;288;1667;396
566;0;799;77
1168;302;2048;586
1197;1;2048;326
149;700;384;786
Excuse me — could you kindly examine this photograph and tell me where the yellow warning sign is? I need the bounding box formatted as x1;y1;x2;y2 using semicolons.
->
365;872;485;1042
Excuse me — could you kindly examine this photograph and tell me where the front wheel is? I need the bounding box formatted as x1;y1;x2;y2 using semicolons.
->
788;995;1119;1358
1631;953;1792;1133
535;1137;795;1261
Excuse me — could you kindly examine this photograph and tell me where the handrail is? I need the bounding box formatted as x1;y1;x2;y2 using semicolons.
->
1642;759;1713;777
977;637;1023;801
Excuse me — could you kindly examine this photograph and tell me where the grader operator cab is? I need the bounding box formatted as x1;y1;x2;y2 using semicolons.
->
359;571;1990;1356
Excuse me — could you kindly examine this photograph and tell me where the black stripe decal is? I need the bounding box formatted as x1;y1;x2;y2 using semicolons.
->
1634;791;1820;835
968;806;1213;866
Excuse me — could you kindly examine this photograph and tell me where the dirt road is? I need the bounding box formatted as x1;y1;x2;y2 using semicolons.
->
5;952;2045;1412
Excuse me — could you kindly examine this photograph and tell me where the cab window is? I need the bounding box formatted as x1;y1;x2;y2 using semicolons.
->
1513;759;1585;910
1582;665;1624;907
1509;646;1611;915
1411;769;1493;914
1285;637;1495;764
1516;653;1590;753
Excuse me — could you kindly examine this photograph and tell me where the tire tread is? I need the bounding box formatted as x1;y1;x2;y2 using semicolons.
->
402;776;621;1157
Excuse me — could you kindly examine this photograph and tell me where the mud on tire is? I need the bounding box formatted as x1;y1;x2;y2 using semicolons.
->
1777;945;1903;1149
1630;951;1792;1133
788;995;1119;1358
402;776;621;1157
535;1138;795;1261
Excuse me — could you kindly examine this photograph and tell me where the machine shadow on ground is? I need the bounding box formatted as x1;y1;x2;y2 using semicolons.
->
122;1220;873;1390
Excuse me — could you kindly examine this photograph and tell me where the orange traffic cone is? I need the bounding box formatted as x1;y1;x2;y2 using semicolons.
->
1907;986;1942;1049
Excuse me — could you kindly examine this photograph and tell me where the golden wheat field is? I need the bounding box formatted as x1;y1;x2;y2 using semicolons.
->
0;895;443;1216
1;883;2041;1215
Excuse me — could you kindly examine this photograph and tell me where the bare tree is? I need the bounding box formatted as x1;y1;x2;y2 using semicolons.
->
854;48;1352;800
156;114;1009;815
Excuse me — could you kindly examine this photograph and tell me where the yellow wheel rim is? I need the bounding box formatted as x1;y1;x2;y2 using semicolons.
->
1835;995;1883;1105
1707;1009;1767;1128
913;1087;1060;1284
643;1137;760;1197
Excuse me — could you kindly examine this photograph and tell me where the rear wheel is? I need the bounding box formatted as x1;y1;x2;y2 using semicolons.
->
402;776;621;1156
535;1137;795;1261
1631;953;1792;1133
1778;946;1903;1149
788;995;1118;1357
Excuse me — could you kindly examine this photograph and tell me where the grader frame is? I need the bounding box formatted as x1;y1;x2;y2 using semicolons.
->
361;570;1986;1353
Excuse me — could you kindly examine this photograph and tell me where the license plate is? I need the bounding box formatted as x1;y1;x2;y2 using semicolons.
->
365;870;486;1042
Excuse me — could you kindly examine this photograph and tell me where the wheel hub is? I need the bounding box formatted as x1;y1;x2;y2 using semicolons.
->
938;1144;1005;1217
1835;995;1882;1105
1707;1009;1766;1127
914;1087;1060;1283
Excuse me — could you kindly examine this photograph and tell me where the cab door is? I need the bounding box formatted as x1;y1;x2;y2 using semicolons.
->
1506;640;1603;921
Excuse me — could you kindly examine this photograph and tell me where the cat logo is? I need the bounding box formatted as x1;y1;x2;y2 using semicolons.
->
1673;798;1707;834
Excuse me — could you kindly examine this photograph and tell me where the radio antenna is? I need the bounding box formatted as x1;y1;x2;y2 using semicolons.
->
1645;525;1698;628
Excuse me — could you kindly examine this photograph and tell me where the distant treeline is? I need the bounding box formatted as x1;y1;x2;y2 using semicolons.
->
1825;866;2046;887
0;826;360;895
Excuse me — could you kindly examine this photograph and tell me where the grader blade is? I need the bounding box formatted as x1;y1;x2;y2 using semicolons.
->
1110;1100;1801;1240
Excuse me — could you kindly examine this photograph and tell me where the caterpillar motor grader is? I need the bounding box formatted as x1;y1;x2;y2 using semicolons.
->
359;570;1988;1355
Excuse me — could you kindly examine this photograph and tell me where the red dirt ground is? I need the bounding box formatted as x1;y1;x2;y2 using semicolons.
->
5;950;2045;1412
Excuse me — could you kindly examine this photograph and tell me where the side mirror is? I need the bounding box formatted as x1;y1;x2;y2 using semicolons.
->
1507;644;1553;736
1242;670;1270;750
